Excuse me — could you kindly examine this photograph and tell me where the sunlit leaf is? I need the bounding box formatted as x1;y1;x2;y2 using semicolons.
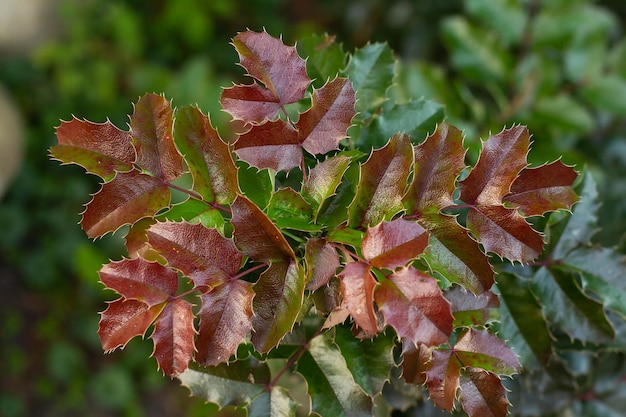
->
362;218;428;270
304;237;340;291
339;262;378;337
454;328;521;375
98;298;164;352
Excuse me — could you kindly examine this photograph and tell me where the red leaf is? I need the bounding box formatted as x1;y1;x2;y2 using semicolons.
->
99;258;177;306
459;368;509;417
466;205;544;263
459;125;530;206
231;195;296;262
147;221;243;288
221;83;284;124
422;213;494;294
124;218;159;260
98;298;164;352
251;260;305;352
404;123;466;216
150;297;196;377
401;341;432;385
130;94;184;181
297;77;356;155
349;133;414;227
173;106;240;204
81;171;170;238
305;238;340;290
376;267;453;346
51;118;134;180
362;218;429;270
445;286;500;326
196;280;254;366
339;262;379;337
425;349;461;411
221;30;310;123
504;160;578;216
234;119;302;171
454;328;521;375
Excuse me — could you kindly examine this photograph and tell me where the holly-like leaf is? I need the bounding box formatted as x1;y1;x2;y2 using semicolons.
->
51;117;134;181
196;280;254;366
221;30;311;124
231;195;296;262
304;237;340;291
425;349;461;411
503;160;578;216
157;199;225;230
454;328;521;375
376;267;453;347
150;297;196;377
147;221;243;288
404;123;466;216
421;213;494;294
401;341;431;385
130;93;184;182
297;33;347;87
445;286;500;327
251;260;305;353
459;368;509;417
339;262;379;337
296;77;356;155
247;385;299;417
99;258;177;306
234;119;301;172
362;218;429;270
81;170;170;238
173;106;239;204
348;133;413;228
267;188;316;231
98;298;165;352
125;218;159;260
302;153;353;214
296;332;373;417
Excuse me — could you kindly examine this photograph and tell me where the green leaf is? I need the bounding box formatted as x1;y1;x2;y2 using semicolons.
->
296;332;373;417
247;385;299;417
532;94;594;134
316;160;360;228
302;154;352;217
157;199;225;230
173;105;239;204
495;273;554;370
343;42;396;114
580;75;626;114
325;225;365;249
237;160;274;210
334;325;395;396
348;133;413;228
297;34;348;88
530;265;614;344
454;328;521;375
251;260;305;353
267;188;315;232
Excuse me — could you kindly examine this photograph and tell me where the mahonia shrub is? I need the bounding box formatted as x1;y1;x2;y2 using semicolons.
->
50;30;580;417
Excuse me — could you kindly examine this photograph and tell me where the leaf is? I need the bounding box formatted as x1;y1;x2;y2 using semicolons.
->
495;273;554;370
302;154;352;214
267;188;315;232
297;34;347;88
343;42;395;114
445;286;500;327
247;385;299;417
231;195;296;262
314;156;361;228
251;260;305;353
147;221;243;288
503;160;578;216
98;298;164;352
150;297;196;376
81;170;170;238
530;266;614;344
459;125;530;206
221;30;311;123
362;218;429;270
51;117;134;181
348;133;413;228
334;325;395;396
173;106;239;204
404;123;466;216
296;77;356;155
304;237;340;291
425;349;461;411
234;119;302;172
98;258;177;306
237;160;274;210
339;262;379;337
296;332;373;417
458;368;509;417
157;199;225;230
178;357;271;407
125;217;159;260
401;341;431;385
465;205;544;263
376;267;453;347
130;93;184;182
454;328;521;375
421;213;494;294
196;280;255;366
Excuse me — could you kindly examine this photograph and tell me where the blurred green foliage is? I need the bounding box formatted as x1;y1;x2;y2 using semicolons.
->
1;0;625;416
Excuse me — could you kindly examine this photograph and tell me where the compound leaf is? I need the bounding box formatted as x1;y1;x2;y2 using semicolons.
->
362;217;429;270
130;93;184;182
51;117;134;181
81;170;170;238
376;267;453;347
339;262;378;337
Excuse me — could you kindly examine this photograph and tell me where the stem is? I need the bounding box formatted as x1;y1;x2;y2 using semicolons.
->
166;181;231;214
231;263;268;281
329;242;368;264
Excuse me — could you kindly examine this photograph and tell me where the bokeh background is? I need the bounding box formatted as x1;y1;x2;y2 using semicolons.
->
1;0;626;416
